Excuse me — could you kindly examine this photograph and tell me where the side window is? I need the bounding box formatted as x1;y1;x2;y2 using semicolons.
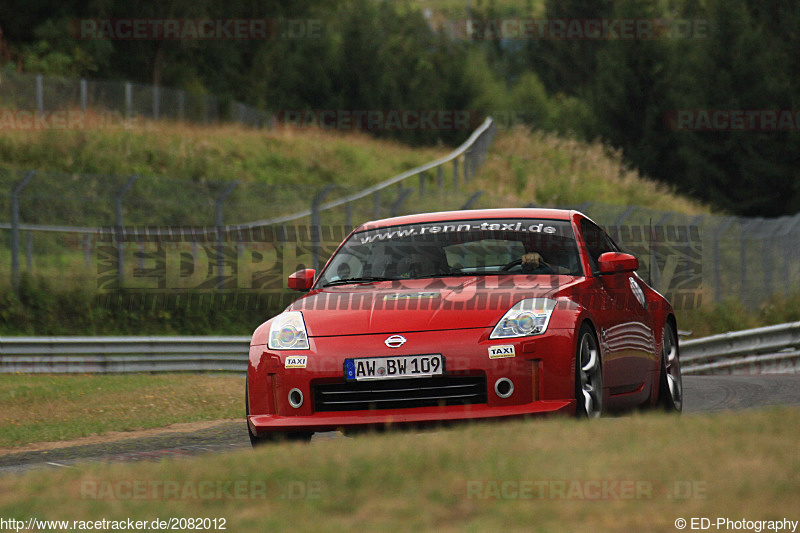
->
579;219;617;274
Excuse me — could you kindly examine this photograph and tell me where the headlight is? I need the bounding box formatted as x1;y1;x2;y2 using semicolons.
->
490;298;557;339
268;311;310;350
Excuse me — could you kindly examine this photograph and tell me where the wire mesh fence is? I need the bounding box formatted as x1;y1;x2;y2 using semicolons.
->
550;202;800;308
0;70;263;125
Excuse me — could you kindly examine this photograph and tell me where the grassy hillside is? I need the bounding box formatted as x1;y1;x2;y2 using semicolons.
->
0;122;705;214
476;128;706;213
0;122;446;187
1;406;798;531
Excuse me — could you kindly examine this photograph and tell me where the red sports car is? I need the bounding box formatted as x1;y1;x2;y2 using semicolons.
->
246;208;682;443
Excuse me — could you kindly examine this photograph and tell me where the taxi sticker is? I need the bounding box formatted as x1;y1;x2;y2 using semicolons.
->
285;356;308;369
488;345;516;359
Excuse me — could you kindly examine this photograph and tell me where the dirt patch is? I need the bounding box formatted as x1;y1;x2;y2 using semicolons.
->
0;419;240;456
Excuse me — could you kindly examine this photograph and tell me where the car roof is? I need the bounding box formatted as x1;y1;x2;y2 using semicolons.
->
356;208;580;232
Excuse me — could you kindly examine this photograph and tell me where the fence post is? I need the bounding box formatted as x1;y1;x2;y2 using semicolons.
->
311;185;335;271
437;166;443;191
83;233;92;270
178;90;185;121
419;171;425;197
345;202;353;231
153;86;160;120
125;82;133;119
11;171;36;294
453;158;459;192
115;175;139;288
461;191;483;210
464;151;471;182
391;187;413;217
80;79;88;111
215;181;239;288
25;233;33;273
35;75;44;114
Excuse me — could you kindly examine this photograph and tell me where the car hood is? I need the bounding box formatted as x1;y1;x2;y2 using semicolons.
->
288;276;577;336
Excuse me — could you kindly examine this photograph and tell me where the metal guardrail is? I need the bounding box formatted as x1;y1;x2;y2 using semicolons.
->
681;322;800;375
0;336;250;373
2;322;800;375
241;117;496;229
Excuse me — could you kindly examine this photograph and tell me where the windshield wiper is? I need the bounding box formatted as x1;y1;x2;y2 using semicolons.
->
321;276;395;287
416;271;501;277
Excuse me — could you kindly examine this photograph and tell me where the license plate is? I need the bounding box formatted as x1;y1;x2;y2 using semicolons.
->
344;354;444;381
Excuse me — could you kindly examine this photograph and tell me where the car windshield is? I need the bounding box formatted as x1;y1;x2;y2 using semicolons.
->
316;218;582;287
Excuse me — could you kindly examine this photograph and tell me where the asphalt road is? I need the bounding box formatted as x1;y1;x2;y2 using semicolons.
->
2;375;798;475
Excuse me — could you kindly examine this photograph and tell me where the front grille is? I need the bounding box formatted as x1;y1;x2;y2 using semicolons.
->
313;376;487;412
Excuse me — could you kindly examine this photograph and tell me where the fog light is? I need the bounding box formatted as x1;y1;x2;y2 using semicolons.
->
288;388;304;408
494;378;514;399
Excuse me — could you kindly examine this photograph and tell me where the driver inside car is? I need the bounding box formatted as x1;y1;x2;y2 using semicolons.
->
520;251;550;274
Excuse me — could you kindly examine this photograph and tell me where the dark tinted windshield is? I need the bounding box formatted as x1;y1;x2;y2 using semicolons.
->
316;218;582;287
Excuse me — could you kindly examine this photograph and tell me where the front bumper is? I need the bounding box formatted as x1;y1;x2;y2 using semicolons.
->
247;326;577;436
248;400;574;434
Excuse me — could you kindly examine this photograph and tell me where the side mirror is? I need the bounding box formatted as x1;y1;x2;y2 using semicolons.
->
288;269;316;291
598;252;639;274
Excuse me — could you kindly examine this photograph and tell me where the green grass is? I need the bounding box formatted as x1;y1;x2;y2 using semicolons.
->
676;291;800;339
0;374;242;448
0;122;446;188
474;128;706;214
1;406;797;531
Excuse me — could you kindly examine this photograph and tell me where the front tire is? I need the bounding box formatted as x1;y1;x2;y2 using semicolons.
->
656;322;683;413
575;324;603;418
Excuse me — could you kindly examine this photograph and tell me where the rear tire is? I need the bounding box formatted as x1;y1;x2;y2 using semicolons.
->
656;322;683;413
575;324;602;419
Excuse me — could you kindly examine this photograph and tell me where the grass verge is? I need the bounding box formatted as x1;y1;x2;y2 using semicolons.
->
0;122;446;188
0;407;797;531
474;127;706;214
676;291;800;339
0;374;242;449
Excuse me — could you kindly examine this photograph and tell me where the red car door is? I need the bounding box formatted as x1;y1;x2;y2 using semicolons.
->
577;219;654;402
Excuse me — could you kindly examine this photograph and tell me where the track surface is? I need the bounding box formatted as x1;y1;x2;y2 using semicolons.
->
2;375;798;475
